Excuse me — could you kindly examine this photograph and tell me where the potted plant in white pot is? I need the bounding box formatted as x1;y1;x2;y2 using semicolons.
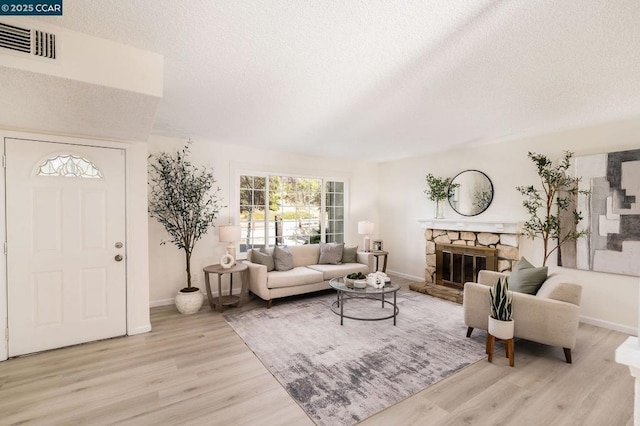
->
148;141;222;314
488;276;514;339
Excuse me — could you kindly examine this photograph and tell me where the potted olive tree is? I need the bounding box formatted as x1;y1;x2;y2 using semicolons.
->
488;276;514;339
424;173;458;219
516;151;590;266
148;141;222;314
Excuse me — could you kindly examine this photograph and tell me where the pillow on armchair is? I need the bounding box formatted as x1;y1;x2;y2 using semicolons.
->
508;257;548;295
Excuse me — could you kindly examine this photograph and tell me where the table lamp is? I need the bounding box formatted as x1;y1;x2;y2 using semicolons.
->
219;224;241;268
358;220;374;252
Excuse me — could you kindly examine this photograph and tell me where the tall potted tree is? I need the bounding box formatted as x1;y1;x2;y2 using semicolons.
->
516;151;590;266
148;141;222;314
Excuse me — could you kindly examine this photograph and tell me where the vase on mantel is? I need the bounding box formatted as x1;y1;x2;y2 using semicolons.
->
434;200;445;219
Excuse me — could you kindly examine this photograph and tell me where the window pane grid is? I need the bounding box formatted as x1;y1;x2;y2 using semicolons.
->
240;175;345;252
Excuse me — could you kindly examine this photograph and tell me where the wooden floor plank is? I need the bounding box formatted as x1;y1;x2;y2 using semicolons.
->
0;275;633;425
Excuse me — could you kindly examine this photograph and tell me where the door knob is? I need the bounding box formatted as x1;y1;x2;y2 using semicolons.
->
115;254;123;262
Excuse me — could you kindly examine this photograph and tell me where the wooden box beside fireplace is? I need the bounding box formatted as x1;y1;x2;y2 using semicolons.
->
435;243;497;289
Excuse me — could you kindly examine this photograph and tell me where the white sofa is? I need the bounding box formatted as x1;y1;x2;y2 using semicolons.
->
245;244;373;308
463;270;582;363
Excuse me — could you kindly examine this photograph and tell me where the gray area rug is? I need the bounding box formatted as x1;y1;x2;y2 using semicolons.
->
224;288;487;425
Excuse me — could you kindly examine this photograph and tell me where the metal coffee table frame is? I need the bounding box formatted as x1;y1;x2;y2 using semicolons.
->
329;277;400;325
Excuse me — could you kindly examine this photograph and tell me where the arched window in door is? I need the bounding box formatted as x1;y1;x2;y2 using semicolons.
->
37;154;103;178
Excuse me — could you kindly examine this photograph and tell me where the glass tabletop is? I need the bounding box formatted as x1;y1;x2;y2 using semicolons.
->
329;276;400;294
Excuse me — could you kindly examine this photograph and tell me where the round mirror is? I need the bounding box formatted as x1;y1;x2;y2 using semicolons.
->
448;170;494;216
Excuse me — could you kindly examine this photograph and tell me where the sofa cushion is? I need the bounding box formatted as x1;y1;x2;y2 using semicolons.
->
307;263;370;280
341;245;358;263
319;242;344;264
250;249;275;272
509;257;548;295
287;244;322;267
267;267;324;289
273;246;294;271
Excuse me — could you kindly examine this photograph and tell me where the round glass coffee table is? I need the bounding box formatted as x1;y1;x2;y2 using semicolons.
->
329;276;400;325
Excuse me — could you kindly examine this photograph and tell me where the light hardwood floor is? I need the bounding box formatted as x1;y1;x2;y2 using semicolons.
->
0;276;634;425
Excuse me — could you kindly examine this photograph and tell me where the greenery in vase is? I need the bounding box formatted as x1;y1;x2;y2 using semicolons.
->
148;141;223;292
424;173;458;202
516;151;590;266
489;276;512;321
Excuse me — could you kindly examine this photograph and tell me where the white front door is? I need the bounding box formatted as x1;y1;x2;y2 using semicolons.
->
6;138;127;356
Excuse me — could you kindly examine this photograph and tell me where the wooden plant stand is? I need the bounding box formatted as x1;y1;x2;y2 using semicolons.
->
486;333;515;367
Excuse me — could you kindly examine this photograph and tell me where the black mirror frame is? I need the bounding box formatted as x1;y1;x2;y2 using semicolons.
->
448;169;494;217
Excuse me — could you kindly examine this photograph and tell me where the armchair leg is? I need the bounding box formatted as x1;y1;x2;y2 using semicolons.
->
267;299;273;309
466;327;474;338
563;348;572;364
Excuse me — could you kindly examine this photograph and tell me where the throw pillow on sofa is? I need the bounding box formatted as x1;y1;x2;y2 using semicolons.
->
251;249;275;271
319;242;344;264
341;245;358;263
508;256;548;295
273;246;295;271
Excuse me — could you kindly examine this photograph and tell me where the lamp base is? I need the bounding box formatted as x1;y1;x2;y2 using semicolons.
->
220;253;234;268
363;236;371;252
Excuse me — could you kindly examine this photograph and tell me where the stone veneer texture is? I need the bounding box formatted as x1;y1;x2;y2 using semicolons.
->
424;229;520;284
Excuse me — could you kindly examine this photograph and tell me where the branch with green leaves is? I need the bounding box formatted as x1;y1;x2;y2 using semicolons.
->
516;151;590;266
424;173;459;202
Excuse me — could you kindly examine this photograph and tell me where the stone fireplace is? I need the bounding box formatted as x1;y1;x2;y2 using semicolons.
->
412;219;521;303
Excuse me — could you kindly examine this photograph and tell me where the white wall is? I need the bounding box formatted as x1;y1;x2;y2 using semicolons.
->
147;135;379;305
378;117;640;334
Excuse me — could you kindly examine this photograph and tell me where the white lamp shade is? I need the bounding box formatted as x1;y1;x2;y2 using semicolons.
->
219;225;241;243
358;221;374;235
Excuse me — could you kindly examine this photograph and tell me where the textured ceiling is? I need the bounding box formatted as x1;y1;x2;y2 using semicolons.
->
31;0;640;161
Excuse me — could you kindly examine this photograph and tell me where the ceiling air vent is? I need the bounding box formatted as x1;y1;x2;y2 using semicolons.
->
34;29;55;58
0;22;56;59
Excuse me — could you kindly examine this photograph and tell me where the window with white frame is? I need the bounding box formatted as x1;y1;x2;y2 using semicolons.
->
238;173;346;253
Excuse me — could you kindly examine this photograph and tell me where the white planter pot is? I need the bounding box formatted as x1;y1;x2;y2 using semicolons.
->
175;288;204;315
488;316;514;340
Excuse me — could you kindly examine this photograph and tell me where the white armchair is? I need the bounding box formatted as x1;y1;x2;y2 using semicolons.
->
463;270;582;363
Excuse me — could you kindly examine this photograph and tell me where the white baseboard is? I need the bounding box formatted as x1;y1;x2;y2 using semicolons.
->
580;315;637;336
386;269;424;283
149;298;175;308
129;324;152;335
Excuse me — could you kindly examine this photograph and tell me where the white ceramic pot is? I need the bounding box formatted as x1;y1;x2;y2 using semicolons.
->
175;288;204;315
488;316;514;340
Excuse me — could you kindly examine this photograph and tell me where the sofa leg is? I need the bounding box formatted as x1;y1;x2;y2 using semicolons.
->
563;348;572;364
466;327;474;338
267;299;273;309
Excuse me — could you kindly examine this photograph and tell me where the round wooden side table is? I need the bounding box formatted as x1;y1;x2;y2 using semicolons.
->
203;263;248;312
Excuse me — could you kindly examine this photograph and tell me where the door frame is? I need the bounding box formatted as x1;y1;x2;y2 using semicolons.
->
0;130;152;361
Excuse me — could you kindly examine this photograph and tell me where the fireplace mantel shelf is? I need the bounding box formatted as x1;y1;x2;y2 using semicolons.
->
418;218;522;234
